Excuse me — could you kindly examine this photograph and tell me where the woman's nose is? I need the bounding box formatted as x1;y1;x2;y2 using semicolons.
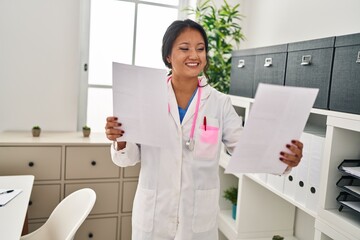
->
188;49;199;59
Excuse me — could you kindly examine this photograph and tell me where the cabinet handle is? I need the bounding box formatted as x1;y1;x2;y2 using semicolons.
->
264;57;272;67
310;187;316;194
356;51;360;63
237;59;245;68
301;55;312;66
299;181;304;187
28;162;35;167
91;160;97;166
288;175;293;181
29;200;33;206
88;232;93;238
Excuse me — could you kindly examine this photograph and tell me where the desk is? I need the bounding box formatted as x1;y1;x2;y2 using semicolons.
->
0;175;34;240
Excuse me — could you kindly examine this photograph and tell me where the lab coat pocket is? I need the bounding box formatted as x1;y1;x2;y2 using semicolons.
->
192;188;219;233
133;187;156;232
195;118;219;159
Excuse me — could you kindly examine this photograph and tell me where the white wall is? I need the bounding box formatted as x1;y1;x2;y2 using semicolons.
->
236;0;360;49
0;0;81;132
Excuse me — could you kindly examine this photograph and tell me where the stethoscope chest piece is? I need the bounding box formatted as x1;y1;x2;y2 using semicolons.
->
186;139;195;151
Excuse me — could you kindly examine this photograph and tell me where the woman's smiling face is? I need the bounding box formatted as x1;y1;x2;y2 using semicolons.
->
167;28;207;79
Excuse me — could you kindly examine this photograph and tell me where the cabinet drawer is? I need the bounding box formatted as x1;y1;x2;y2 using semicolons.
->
123;164;140;178
122;181;137;213
230;51;256;98
65;146;120;179
253;44;288;95
75;217;118;240
285;37;335;109
121;216;132;240
28;184;61;219
0;146;61;180
65;182;120;214
330;33;360;114
28;221;44;234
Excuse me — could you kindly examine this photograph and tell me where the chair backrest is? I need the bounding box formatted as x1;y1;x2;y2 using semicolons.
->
21;188;96;240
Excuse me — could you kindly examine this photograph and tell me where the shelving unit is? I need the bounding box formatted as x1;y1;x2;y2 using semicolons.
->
218;95;360;240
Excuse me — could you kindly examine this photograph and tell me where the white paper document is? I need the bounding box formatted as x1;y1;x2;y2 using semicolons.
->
226;83;319;174
0;189;22;207
112;63;170;147
341;166;360;178
344;186;360;196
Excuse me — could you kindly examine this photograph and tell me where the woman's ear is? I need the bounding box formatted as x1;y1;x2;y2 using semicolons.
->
166;57;171;64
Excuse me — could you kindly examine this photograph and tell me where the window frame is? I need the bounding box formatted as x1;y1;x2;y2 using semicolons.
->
78;0;193;131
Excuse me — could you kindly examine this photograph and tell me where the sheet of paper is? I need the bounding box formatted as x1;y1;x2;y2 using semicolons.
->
0;189;22;207
344;186;360;196
341;166;360;178
226;83;318;174
112;62;170;147
340;201;360;212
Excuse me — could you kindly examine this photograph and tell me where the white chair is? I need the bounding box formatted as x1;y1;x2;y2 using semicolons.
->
20;188;96;240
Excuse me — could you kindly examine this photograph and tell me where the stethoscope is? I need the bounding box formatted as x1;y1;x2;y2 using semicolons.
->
168;76;203;151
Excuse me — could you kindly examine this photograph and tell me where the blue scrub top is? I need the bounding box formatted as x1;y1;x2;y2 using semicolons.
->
178;87;198;123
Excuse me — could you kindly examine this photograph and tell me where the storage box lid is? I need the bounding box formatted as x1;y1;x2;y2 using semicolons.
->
335;33;360;47
288;37;335;52
232;44;288;57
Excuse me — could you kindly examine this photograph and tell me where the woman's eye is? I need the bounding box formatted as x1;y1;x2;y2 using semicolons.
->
179;47;188;51
197;48;205;51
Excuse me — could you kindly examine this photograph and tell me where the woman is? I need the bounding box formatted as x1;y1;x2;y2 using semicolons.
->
105;19;303;240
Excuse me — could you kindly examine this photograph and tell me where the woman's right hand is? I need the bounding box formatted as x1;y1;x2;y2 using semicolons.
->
105;116;126;150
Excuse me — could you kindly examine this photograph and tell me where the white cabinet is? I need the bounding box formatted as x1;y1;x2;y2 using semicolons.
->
218;95;360;240
0;132;140;240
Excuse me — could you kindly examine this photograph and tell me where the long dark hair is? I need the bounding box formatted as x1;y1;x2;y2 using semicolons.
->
161;19;209;79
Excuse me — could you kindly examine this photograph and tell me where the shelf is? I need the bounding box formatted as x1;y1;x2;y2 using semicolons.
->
222;93;360;239
218;210;237;240
318;209;360;240
228;95;254;108
219;148;317;218
246;174;317;218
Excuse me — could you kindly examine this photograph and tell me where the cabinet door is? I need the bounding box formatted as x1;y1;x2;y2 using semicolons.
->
65;146;120;179
123;164;140;178
74;217;118;240
65;182;120;215
28;184;61;219
122;181;137;213
229;54;256;98
254;52;287;95
0;146;61;180
330;44;360;114
285;48;334;109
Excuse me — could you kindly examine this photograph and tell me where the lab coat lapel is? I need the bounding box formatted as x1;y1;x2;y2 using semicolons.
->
181;77;211;126
168;81;181;129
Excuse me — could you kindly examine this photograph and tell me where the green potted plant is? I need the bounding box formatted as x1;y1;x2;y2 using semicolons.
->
32;126;41;137
223;186;238;220
82;125;91;137
185;0;245;93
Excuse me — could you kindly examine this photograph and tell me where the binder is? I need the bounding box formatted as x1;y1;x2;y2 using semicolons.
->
305;135;325;212
294;133;312;205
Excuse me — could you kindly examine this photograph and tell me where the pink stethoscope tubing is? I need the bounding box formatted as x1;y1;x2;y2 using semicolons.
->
167;76;202;151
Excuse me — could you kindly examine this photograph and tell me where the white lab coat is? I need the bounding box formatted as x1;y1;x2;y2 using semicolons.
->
111;77;243;240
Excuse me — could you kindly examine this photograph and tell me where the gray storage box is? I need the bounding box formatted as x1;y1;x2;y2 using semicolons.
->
253;44;288;96
229;49;256;98
285;37;335;109
329;33;360;114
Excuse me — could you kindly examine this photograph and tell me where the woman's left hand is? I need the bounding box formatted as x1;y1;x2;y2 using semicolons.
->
280;140;303;168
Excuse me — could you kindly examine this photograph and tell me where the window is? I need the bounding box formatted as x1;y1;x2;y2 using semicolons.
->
83;0;193;132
